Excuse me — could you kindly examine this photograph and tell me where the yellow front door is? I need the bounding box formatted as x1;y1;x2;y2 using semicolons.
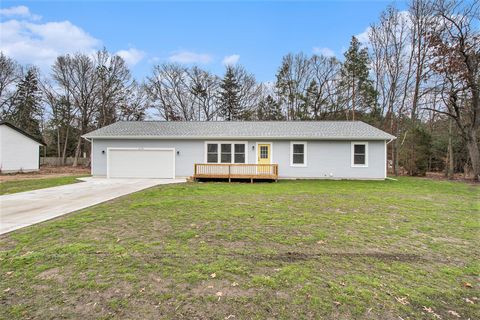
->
258;144;271;165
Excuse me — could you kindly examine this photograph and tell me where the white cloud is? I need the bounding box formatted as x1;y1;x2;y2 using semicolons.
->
0;6;146;72
312;47;335;57
168;50;212;64
0;5;41;21
0;19;101;69
222;54;240;66
355;27;371;44
116;48;145;66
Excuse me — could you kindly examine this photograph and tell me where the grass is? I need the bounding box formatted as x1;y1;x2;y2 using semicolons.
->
0;175;86;195
0;177;478;319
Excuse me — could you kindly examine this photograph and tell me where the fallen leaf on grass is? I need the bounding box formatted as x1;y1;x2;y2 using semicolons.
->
464;297;474;304
447;310;460;318
231;282;238;287
463;282;472;288
3;288;11;293
210;273;216;278
333;301;341;307
216;291;223;297
422;306;441;319
395;297;410;305
5;271;13;276
225;315;235;319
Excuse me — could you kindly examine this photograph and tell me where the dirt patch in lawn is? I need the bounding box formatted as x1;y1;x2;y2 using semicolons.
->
190;280;256;298
0;166;89;182
36;267;66;283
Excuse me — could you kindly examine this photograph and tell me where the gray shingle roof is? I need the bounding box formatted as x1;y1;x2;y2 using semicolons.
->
83;121;395;140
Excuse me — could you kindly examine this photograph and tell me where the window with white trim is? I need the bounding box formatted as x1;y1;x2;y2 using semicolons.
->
352;142;368;167
206;142;247;164
234;144;246;163
207;143;218;163
221;144;232;163
290;142;307;166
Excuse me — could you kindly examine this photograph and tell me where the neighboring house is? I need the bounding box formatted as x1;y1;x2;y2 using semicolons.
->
0;121;46;173
83;121;395;180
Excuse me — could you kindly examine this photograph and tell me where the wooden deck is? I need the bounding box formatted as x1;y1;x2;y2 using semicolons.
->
194;163;278;182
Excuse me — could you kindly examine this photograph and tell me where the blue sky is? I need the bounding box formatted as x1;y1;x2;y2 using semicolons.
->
1;1;407;82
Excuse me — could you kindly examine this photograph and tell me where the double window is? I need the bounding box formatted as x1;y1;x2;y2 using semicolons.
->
351;142;368;167
206;142;247;164
290;142;307;167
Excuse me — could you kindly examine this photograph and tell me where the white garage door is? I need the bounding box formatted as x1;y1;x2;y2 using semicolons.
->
107;148;175;179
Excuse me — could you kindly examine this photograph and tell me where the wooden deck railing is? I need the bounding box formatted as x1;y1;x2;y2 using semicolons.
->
194;163;278;182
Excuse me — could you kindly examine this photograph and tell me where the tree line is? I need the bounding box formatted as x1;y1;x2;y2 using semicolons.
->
0;0;478;179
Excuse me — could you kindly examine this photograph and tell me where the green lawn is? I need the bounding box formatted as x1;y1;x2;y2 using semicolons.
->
0;178;478;319
0;175;85;195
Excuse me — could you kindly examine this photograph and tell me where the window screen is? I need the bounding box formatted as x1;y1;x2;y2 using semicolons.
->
207;144;218;163
353;144;366;165
220;144;232;163
292;143;305;165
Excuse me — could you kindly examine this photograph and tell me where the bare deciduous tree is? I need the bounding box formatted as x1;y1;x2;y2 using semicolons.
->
52;53;99;166
146;64;196;121
189;66;219;121
95;48;133;127
426;0;480;179
0;52;22;116
275;53;312;120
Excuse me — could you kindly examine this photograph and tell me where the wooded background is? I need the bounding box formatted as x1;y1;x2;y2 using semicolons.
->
1;0;478;180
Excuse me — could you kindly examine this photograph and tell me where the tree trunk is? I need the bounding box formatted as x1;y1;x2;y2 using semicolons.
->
393;139;399;176
57;127;61;158
446;119;454;179
62;126;70;165
72;136;82;167
351;74;356;121
465;128;480;181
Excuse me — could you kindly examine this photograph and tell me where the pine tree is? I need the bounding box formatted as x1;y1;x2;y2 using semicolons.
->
257;95;285;120
218;66;241;121
9;67;43;139
340;36;377;120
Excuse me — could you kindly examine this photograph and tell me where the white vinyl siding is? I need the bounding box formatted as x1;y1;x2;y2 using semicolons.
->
91;139;386;179
0;125;41;172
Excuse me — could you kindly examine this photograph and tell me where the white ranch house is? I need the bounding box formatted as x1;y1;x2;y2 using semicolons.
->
83;121;396;181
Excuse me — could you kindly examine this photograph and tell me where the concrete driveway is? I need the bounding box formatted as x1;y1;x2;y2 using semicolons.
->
0;177;185;235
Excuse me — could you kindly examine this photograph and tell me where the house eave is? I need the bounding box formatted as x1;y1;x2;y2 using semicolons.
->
82;135;396;141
